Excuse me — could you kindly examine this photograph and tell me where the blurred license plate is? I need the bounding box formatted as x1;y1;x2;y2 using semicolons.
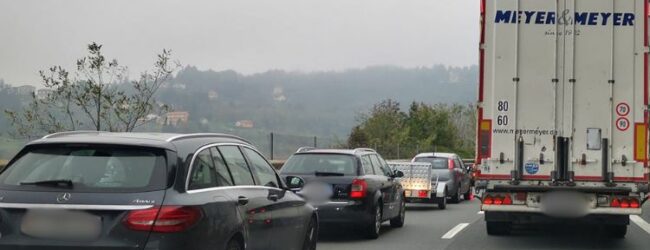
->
541;192;590;218
21;209;101;240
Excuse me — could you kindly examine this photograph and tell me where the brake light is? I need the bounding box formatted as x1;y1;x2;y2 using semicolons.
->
350;179;367;199
418;190;429;198
448;159;454;170
493;196;503;205
472;169;481;178
610;198;621;207
502;195;513;205
620;199;630;208
483;195;494;205
630;198;640;208
124;206;202;233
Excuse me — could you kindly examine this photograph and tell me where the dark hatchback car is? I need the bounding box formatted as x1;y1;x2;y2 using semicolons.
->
280;148;405;239
0;132;317;250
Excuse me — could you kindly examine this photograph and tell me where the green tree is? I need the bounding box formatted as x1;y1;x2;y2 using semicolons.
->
4;43;178;138
347;125;369;148
348;99;475;159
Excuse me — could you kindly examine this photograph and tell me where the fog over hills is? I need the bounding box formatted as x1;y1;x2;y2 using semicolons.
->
157;65;477;137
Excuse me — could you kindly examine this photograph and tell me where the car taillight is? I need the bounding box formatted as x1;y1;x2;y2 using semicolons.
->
502;195;512;205
448;159;454;170
418;190;428;198
483;195;494;205
630;198;640;208
493;196;503;205
350;179;367;199
610;198;621;207
124;206;202;233
620;199;630;208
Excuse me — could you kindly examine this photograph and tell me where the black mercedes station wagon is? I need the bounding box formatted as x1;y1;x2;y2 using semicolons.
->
0;132;318;250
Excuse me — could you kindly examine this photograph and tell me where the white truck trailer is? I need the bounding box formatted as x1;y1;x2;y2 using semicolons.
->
476;0;650;237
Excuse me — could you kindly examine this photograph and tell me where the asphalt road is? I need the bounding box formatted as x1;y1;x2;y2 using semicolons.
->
318;198;650;250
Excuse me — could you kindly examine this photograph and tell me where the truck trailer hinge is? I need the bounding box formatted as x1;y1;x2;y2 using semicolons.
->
513;77;520;82
568;79;576;83
551;78;559;83
608;80;615;84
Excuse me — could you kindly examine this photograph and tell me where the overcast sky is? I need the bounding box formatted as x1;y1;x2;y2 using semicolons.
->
0;0;478;85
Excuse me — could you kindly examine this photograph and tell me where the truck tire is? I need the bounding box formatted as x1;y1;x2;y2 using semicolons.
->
450;186;461;203
486;221;511;236
605;225;627;238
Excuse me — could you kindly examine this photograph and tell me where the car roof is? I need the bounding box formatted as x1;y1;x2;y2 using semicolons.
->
27;131;251;151
413;152;458;159
295;148;376;156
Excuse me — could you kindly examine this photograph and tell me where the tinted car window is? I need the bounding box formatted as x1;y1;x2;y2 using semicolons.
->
368;155;383;176
243;148;279;188
454;158;463;169
414;157;450;169
210;148;233;186
0;145;166;192
361;156;374;175
218;146;255;185
188;149;218;190
371;154;392;176
281;154;357;176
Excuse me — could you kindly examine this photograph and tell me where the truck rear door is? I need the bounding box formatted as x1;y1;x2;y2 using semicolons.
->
478;0;648;184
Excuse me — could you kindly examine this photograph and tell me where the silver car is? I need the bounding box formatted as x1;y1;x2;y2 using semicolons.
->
411;152;472;203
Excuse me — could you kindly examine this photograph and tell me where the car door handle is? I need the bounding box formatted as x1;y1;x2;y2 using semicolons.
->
268;194;279;202
237;196;249;206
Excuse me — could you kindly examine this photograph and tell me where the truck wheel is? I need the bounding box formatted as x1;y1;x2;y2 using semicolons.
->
486;221;511;236
364;204;382;239
605;225;627;238
450;186;461;203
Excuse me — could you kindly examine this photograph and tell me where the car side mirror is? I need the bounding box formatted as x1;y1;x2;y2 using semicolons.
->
285;176;305;190
394;170;404;178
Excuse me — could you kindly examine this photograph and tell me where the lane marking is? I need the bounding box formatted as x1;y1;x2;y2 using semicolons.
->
630;215;650;235
478;211;484;214
442;223;470;239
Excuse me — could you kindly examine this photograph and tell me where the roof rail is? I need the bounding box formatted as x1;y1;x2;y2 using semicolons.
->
42;130;99;139
296;146;316;153
166;133;251;144
352;148;376;154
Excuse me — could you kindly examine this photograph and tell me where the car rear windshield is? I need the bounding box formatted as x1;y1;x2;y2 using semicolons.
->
413;157;449;169
0;144;167;193
281;154;357;176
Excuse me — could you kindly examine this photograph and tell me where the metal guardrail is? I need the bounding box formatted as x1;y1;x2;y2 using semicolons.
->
267;158;475;170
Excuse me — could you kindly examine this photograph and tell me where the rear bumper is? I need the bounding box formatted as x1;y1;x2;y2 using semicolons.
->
485;211;630;225
482;204;642;215
315;200;371;225
491;184;633;194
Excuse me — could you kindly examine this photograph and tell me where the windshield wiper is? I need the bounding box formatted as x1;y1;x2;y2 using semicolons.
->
314;171;344;176
20;179;74;188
